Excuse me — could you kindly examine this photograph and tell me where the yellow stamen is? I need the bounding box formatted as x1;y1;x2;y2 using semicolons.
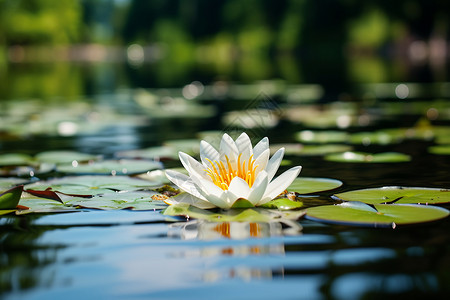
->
204;154;259;190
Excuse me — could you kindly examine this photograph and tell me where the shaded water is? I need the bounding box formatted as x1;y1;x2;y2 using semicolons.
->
1;59;450;299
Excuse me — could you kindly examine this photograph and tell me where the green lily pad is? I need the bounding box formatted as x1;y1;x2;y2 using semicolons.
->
0;185;24;209
429;145;450;155
324;151;411;163
64;191;167;210
270;143;352;156
17;193;78;214
36;151;100;164
260;198;303;210
56;159;163;175
295;130;349;144
24;175;161;197
0;178;29;190
0;162;55;177
305;202;449;227
0;153;33;166
288;177;343;194
163;203;305;222
333;187;450;205
350;131;405;145
163;139;200;155
115;146;179;160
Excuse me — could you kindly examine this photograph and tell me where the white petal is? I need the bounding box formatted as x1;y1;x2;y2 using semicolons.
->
265;147;284;182
189;174;230;208
165;192;216;209
178;152;209;180
248;170;268;205
253;137;269;158
260;166;302;204
222;189;240;208
253;148;270;175
227;176;250;199
220;133;239;164
200;140;220;167
235;132;252;162
165;170;206;200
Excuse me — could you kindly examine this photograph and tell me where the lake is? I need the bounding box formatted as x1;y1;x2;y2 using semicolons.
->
1;57;449;299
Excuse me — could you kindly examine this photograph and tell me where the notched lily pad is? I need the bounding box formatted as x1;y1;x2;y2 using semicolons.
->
64;191;167;210
333;187;450;205
0;153;33;166
36;151;100;165
24;175;161;197
260;198;303;210
56;159;163;175
115;146;179;160
288;177;343;194
295;130;349;144
324;151;411;163
305;202;449;227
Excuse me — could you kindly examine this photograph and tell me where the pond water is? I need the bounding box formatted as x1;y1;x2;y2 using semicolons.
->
1;60;450;299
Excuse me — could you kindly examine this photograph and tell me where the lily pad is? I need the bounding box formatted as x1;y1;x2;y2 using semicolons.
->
288;177;343;194
0;178;29;190
115;146;179;160
295;130;349;144
0;153;33;166
64;191;167;210
429;145;450;155
163;203;305;222
24;175;161;197
0;162;55;177
0;185;24;209
305;202;449;227
260;198;303;210
350;131;405;145
36;151;100;164
324;151;411;163
270;143;352;156
56;159;163;175
163;139;200;155
17;193;79;214
333;187;450;205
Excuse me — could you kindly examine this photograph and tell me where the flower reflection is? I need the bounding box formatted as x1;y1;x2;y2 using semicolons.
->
168;219;300;281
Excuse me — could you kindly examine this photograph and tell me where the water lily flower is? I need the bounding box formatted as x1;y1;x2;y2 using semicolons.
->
165;133;302;209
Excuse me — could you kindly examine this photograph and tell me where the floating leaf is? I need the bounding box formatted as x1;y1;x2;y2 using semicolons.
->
429;145;450;155
163;139;200;155
0;210;16;215
288;177;343;194
305;202;449;227
24;175;161;197
56;159;163;175
36;151;100;164
0;153;33;166
136;168;187;184
270;143;352;156
163;203;305;222
260;198;303;210
333;187;450;205
350;131;405;145
64;191;167;210
324;151;411;163
0;185;24;209
295;130;349;144
17;193;78;214
0;162;55;177
0;178;29;190
115;146;179;160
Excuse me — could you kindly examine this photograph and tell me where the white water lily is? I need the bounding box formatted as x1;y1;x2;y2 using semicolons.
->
165;133;302;209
